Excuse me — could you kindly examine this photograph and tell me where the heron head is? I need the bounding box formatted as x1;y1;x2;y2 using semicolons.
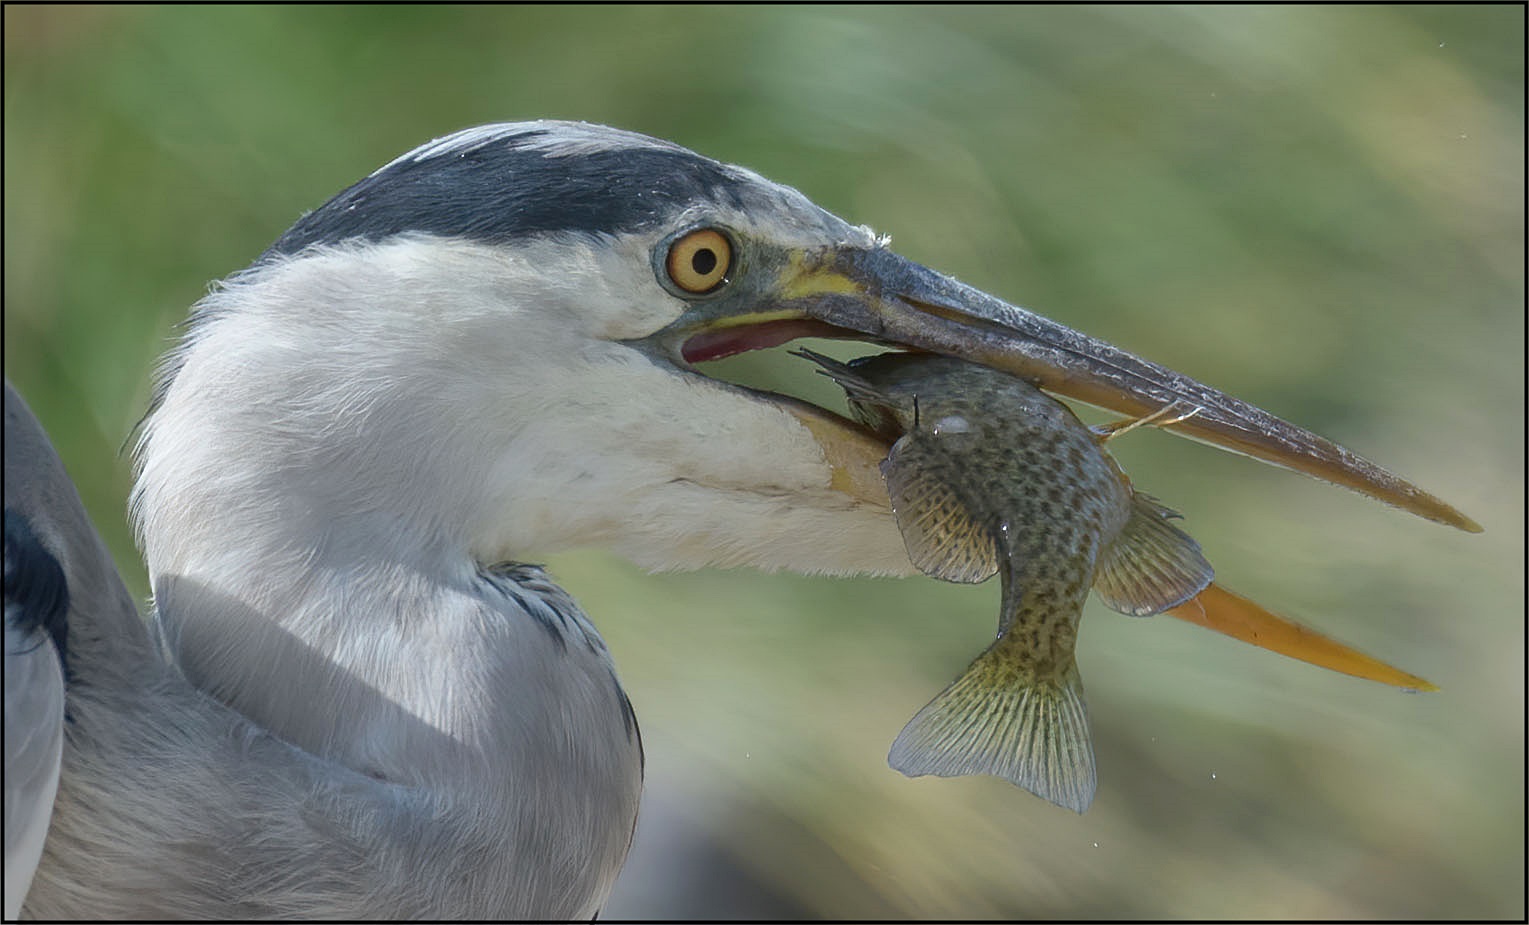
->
133;121;1475;588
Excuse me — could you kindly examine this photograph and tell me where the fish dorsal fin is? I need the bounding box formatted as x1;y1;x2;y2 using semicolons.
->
882;435;999;584
1093;492;1214;616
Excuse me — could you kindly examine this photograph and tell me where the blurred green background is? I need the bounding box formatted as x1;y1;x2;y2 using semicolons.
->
4;5;1523;919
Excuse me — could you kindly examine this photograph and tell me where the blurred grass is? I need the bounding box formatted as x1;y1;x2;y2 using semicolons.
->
4;4;1522;919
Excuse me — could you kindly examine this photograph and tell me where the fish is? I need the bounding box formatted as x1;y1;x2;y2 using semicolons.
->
796;348;1215;813
796;348;1437;813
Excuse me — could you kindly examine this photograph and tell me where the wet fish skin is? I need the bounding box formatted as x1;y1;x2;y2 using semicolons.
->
798;349;1212;812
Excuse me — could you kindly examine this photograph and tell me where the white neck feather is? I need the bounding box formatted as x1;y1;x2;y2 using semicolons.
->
131;236;906;770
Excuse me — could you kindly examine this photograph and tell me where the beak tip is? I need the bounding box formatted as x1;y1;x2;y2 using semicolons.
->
1408;494;1482;534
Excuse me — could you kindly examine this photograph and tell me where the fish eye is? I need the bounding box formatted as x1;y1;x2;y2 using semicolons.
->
664;228;733;295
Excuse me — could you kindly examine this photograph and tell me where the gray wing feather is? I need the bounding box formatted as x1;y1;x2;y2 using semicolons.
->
5;379;129;919
4;615;65;920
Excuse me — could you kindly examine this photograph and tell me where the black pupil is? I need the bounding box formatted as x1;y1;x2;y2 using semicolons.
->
690;248;718;276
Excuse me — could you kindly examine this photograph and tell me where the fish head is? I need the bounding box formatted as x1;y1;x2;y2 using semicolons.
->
795;348;1080;445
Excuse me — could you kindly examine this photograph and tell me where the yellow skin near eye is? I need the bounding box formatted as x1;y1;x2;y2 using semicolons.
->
666;229;732;293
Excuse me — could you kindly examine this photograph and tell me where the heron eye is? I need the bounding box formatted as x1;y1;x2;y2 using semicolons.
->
665;228;732;294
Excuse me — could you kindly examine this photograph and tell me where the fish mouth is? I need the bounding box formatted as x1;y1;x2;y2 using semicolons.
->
637;242;1481;533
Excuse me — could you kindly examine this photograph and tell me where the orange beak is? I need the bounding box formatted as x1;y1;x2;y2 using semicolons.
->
1165;583;1438;691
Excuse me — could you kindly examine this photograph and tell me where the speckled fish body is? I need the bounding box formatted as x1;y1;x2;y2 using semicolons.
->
799;350;1214;813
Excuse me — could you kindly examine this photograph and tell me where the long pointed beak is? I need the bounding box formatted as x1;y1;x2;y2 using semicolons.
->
770;245;1480;533
1165;583;1437;691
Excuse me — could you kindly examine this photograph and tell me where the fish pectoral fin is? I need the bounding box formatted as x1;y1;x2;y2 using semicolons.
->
1165;583;1440;691
888;650;1096;814
882;436;1000;584
1093;492;1214;616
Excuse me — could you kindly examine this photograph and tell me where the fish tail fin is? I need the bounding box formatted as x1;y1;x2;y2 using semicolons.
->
888;647;1097;813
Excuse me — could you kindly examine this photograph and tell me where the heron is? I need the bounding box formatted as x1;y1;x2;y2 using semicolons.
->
3;121;1478;919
